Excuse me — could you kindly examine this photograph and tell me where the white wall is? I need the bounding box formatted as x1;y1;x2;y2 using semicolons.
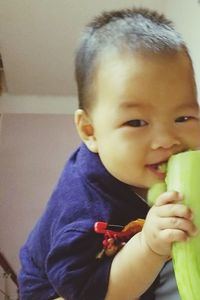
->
164;0;200;101
0;94;77;114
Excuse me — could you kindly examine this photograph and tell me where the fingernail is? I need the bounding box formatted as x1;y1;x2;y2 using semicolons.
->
192;228;199;236
189;212;193;220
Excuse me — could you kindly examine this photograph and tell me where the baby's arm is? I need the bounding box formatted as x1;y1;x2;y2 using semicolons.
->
105;191;197;300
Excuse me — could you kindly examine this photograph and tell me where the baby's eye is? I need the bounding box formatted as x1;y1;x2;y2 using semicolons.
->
175;116;193;123
125;119;147;127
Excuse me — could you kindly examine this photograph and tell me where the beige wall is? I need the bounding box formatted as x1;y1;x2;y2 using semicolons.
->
0;0;166;96
0;114;80;273
1;1;200;114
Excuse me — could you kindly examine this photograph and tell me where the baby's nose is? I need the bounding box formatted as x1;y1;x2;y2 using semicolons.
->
151;129;181;150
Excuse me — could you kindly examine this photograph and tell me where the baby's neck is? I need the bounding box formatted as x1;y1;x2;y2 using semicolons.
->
132;187;147;201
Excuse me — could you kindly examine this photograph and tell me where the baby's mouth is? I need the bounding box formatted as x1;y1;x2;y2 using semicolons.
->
147;161;168;179
156;162;167;173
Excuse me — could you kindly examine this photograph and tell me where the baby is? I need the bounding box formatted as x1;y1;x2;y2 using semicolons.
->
18;7;200;300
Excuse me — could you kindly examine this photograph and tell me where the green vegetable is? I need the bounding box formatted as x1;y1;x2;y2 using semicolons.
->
147;181;166;206
147;150;200;300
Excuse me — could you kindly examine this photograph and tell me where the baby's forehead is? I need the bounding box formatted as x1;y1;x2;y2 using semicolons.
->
88;47;195;114
96;48;192;75
93;48;196;102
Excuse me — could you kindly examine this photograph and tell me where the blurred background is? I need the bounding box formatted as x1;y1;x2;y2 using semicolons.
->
0;1;200;299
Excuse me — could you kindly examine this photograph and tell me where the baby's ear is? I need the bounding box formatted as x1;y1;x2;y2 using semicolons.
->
74;109;98;153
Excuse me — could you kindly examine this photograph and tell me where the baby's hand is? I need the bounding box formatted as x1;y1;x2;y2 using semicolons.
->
141;191;198;257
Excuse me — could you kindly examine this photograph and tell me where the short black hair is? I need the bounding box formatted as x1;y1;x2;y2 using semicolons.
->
75;7;192;110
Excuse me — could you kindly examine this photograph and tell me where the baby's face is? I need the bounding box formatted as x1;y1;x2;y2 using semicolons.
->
89;50;200;189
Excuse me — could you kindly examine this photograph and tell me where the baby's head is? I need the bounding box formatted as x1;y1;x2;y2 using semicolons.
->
75;8;200;190
75;7;194;111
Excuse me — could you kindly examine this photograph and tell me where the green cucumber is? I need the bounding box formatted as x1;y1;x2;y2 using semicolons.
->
148;150;200;300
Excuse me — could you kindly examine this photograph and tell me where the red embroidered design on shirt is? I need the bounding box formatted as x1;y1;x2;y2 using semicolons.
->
94;219;145;258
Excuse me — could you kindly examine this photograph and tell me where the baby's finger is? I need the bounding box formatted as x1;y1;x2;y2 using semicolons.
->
158;217;198;236
156;203;193;220
159;228;188;243
154;191;182;207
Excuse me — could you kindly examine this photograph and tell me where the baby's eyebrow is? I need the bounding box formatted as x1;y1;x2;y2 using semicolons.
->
119;100;150;110
175;102;199;110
